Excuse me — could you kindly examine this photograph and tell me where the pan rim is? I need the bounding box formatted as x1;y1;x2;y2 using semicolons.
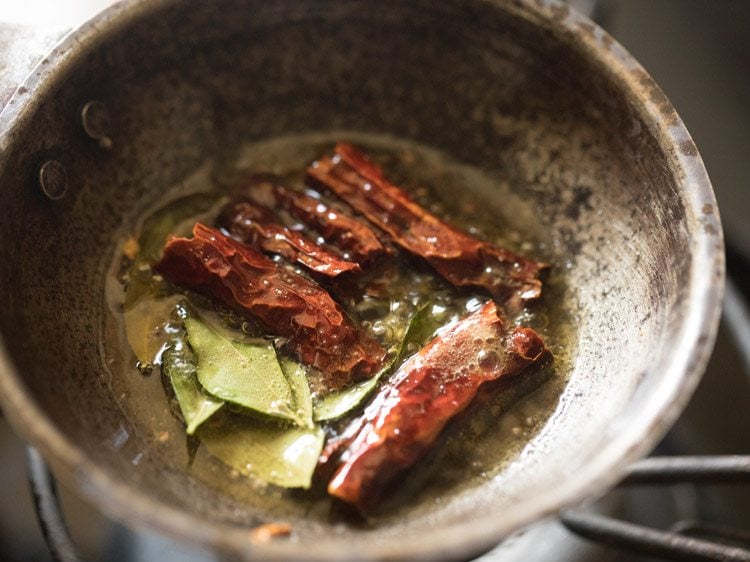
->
0;0;725;560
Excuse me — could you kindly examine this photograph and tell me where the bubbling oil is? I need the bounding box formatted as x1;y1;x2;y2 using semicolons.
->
103;131;576;523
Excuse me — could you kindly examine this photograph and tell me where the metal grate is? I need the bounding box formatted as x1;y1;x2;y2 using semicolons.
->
27;450;750;561
558;279;750;561
27;447;80;562
560;456;750;561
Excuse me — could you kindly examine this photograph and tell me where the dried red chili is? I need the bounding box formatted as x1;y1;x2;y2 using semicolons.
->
306;143;546;303
324;300;549;509
155;223;385;390
234;176;388;265
217;199;360;277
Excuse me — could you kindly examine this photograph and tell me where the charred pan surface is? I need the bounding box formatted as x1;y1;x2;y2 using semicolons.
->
217;198;360;277
325;300;550;509
306;143;546;303
155;223;385;390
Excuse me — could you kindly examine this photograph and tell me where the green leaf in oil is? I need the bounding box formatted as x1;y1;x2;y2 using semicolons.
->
184;317;299;423
198;416;324;489
313;302;445;421
123;193;222;310
184;294;264;343
124;294;182;365
279;357;314;429
123;261;159;310
312;373;382;423
137;192;221;263
162;338;223;434
394;302;451;362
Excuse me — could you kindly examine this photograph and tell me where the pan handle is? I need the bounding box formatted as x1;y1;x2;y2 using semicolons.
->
0;23;67;117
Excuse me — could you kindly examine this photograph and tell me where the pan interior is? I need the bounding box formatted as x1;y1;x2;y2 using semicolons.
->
101;129;576;526
0;0;717;557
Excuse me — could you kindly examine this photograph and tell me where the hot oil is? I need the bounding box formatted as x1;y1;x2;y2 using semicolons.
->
103;131;576;523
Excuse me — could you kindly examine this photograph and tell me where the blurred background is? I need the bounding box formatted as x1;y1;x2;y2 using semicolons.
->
1;1;748;560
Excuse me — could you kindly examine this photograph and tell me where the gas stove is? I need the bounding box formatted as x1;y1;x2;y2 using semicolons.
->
0;1;748;561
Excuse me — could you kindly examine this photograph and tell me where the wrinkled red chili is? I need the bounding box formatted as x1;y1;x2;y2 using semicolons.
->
155;223;385;390
307;143;546;303
217;199;360;277
324;300;550;508
234;175;388;265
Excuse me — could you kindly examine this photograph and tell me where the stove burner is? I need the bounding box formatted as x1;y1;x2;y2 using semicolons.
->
561;455;750;561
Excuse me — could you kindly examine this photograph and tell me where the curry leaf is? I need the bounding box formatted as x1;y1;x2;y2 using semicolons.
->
123;261;162;310
198;416;324;489
184;317;299;423
184;294;265;343
313;303;444;421
279;357;314;429
312;374;383;423
123;193;221;310
137;193;221;263
124;294;182;365
395;302;450;361
162;338;223;434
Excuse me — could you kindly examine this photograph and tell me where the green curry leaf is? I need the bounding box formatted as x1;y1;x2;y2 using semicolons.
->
124;295;182;366
279;357;314;429
123;193;224;364
313;302;445;421
123;193;222;310
198;416;324;489
312;374;382;423
184;317;299;423
123;261;162;311
162;338;223;434
395;302;450;361
137;193;221;264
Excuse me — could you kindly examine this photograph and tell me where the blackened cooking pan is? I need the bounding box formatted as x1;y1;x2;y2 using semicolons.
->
0;0;724;560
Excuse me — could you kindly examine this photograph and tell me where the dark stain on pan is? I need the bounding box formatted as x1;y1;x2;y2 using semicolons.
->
680;140;698;157
564;185;593;221
704;223;718;235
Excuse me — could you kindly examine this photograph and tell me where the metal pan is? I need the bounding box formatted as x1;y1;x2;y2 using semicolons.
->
0;1;724;560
